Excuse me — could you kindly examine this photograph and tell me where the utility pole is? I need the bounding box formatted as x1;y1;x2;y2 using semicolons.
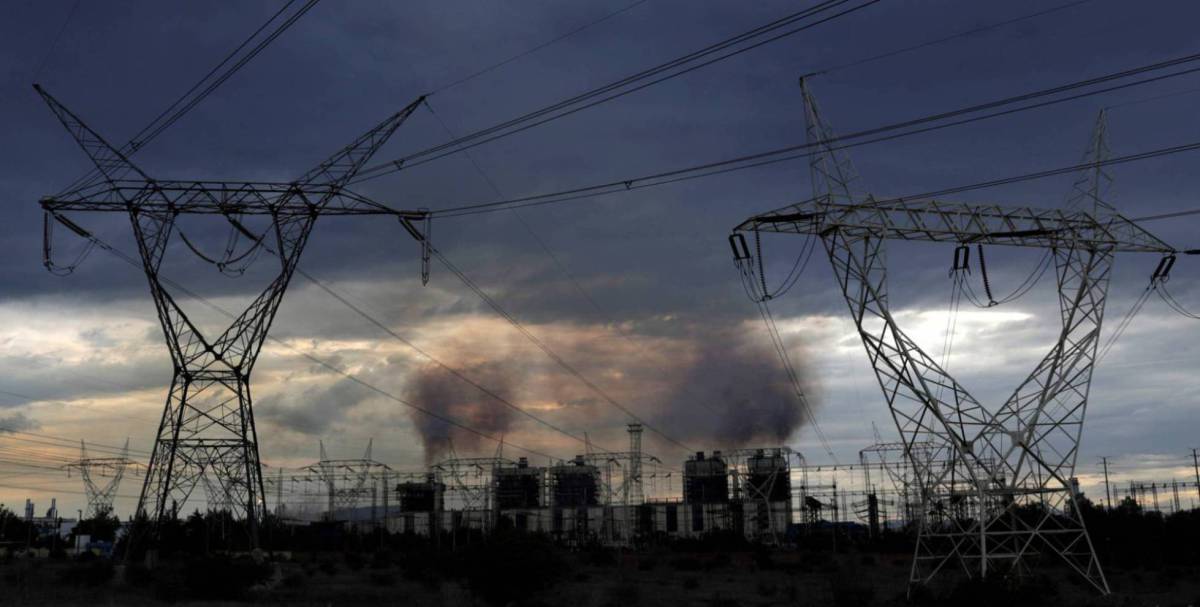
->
1101;457;1112;509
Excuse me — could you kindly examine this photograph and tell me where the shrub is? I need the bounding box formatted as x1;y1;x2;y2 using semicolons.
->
830;571;875;607
318;559;339;576
756;580;777;597
707;593;742;607
602;580;641;607
670;556;702;572
462;531;566;605
59;558;115;587
370;549;393;569
369;570;396;586
146;556;272;602
344;551;365;571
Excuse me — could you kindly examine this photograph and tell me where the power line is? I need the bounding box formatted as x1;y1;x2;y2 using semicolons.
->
0;428;150;457
879;140;1200;205
430;0;651;95
350;0;882;183
31;0;82;82
132;1;320;151
1105;85;1200;110
424;88;695;454
757;300;839;463
430;246;697;454
810;0;1095;76
57;0;320;196
423;98;730;429
295;267;621;455
428;53;1200;218
1129;207;1200;223
72;236;564;462
204;186;620;456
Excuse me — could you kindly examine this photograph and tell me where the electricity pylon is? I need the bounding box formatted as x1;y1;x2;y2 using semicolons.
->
35;85;430;547
305;439;392;521
730;80;1179;594
64;439;139;518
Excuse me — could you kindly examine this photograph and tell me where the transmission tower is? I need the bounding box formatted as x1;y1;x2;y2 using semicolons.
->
730;80;1180;594
305;439;392;521
64;439;139;518
859;440;937;527
35;85;430;547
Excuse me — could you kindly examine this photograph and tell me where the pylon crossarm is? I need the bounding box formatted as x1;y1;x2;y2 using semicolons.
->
737;197;1175;254
41;181;426;218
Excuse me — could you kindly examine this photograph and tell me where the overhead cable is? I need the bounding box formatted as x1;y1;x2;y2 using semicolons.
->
57;0;320;196
430;246;698;454
429;54;1200;218
350;0;882;183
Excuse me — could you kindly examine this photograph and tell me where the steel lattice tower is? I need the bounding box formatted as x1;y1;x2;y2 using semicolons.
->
730;81;1180;594
65;439;138;518
305;439;392;521
35;85;429;546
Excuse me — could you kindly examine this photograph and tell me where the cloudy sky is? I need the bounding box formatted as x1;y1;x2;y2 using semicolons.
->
2;0;1200;518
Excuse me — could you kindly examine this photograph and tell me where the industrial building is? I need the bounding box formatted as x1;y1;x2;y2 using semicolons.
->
387;447;794;545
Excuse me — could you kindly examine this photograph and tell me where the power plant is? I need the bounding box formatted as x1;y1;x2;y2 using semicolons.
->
8;2;1200;605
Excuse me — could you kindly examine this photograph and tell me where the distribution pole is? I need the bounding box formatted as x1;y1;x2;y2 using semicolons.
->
1101;457;1112;509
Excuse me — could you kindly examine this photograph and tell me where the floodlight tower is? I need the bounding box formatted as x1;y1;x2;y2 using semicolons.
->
64;439;139;518
35;85;430;547
729;80;1180;594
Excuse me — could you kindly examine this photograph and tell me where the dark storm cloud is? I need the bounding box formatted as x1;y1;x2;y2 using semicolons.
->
258;358;396;436
0;0;1195;497
0;412;38;433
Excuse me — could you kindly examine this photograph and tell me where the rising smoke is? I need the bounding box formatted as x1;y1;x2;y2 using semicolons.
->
651;327;816;449
406;360;518;465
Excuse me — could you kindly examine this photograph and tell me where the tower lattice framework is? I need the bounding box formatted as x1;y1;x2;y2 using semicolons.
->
731;81;1179;594
65;439;139;518
36;85;429;546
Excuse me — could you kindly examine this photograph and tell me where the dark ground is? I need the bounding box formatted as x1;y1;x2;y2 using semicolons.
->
2;498;1200;606
0;539;1198;606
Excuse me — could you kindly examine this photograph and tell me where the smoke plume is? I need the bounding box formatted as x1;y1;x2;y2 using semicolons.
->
406;360;518;465
652;327;816;448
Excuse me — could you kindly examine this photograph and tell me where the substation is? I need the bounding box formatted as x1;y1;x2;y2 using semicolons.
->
263;431;930;547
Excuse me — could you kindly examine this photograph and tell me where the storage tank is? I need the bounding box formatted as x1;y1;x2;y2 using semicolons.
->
397;473;444;513
495;457;542;509
551;455;599;507
746;448;790;502
684;451;729;504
